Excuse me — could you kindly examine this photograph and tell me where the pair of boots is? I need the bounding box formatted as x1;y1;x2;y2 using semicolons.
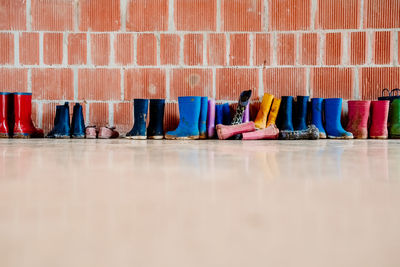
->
126;99;166;139
47;102;85;138
165;96;208;140
0;92;43;138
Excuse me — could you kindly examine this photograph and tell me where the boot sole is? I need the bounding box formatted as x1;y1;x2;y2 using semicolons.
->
147;136;164;140
165;135;199;140
370;136;388;139
125;136;147;140
0;133;10;138
13;133;30;139
328;135;354;139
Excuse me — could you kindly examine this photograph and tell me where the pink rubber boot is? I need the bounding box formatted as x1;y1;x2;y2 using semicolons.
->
242;124;279;140
369;100;389;139
346;100;371;139
216;122;256;140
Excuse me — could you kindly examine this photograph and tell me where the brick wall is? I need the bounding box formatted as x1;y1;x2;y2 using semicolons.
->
0;0;400;134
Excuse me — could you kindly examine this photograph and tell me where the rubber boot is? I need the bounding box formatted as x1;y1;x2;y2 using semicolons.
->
277;96;294;131
126;99;149;140
242;124;279;140
231;90;252;125
266;98;281;127
198;97;208;139
242;103;250;123
215;104;224;125
311;98;326;139
0;92;13;138
294;96;309;131
71;103;85;138
165;96;201;140
324;98;353;139
346;101;371;139
13;93;44;138
207;99;216;138
47;103;70;138
254;93;274;129
280;125;320;140
216;121;256;140
147;99;165;139
389;99;400;138
369;100;389;139
222;103;231;125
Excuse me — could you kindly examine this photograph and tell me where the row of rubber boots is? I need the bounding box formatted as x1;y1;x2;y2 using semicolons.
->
0;92;43;138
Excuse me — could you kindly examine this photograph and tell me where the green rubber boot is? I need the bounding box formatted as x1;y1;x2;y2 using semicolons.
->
390;99;400;138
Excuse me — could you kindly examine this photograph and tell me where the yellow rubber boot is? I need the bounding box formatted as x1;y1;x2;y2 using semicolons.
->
254;93;274;129
266;98;281;127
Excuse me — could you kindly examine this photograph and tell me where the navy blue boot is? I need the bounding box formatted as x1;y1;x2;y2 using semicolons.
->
47;103;70;138
222;103;231;125
147;99;165;139
71;103;85;138
324;98;353;139
126;99;149;139
277;96;294;131
294;96;309;130
198;97;208;139
215;104;224;125
165;96;201;140
311;98;326;139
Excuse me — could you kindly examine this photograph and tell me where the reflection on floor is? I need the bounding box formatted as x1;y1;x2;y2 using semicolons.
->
1;139;400;267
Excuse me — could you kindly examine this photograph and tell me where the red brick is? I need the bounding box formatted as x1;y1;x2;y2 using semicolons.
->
113;102;133;133
164;103;179;132
89;102;109;127
207;34;226;66
170;69;212;100
277;34;296;65
0;0;26;30
79;0;120;31
19;33;39;65
175;0;216;31
254;34;271;66
364;0;400;28
269;0;311;31
310;68;354;99
350;32;366;65
160;34;180;65
68;33;87;65
263;68;306;97
0;69;27;92
316;0;360;29
90;34;109;66
184;34;203;66
32;69;73;100
78;69;121;101
115;34;133;65
372;31;392;65
31;0;74;31
222;0;263;31
0;33;14;64
124;69;166;99
137;34;157;66
324;33;342;65
299;33;318;65
43;33;63;65
217;69;258;100
229;34;250;66
126;0;168;31
360;67;400;100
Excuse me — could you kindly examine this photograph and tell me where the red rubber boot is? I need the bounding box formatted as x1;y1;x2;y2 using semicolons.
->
13;93;44;138
346;101;371;139
0;92;13;138
369;100;389;139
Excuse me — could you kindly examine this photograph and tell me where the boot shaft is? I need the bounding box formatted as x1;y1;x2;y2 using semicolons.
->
198;97;208;138
207;99;216;138
71;103;85;137
346;100;371;139
14;93;32;121
254;93;274;129
277;96;294;131
294;96;309;131
147;99;165;137
266;98;281;127
0;93;14;135
370;100;389;139
134;99;149;127
177;96;201;131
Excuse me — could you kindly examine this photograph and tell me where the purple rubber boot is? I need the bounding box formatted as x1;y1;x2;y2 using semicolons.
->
242;103;250;123
207;99;216;138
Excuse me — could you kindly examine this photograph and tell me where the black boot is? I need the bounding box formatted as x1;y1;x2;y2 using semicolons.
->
71;103;85;138
47;103;70;138
294;96;309;130
277;96;294;131
147;99;165;139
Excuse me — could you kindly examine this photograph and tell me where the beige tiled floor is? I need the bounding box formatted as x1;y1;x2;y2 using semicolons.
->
0;139;400;267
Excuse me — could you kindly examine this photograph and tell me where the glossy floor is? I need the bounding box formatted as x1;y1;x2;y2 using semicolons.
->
1;139;400;267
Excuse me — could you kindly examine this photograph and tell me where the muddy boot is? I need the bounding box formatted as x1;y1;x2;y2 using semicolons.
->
294;96;309;131
266;98;281;127
147;99;165;139
241;124;279;140
324;98;353;139
254;93;274;129
47;103;71;138
126;99;149;140
311;98;326;139
390;99;400;138
369;100;389;139
207;99;216;138
216;122;256;140
346;101;371;139
280;125;320;140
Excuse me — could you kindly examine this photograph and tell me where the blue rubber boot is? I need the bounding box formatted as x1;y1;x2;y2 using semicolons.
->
222;103;231;125
126;99;149;140
147;99;165;139
71;103;85;138
311;98;326;139
198;97;208;139
165;96;201;140
324;98;353;139
215;104;224;125
47;102;70;138
277;96;294;131
294;96;309;130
